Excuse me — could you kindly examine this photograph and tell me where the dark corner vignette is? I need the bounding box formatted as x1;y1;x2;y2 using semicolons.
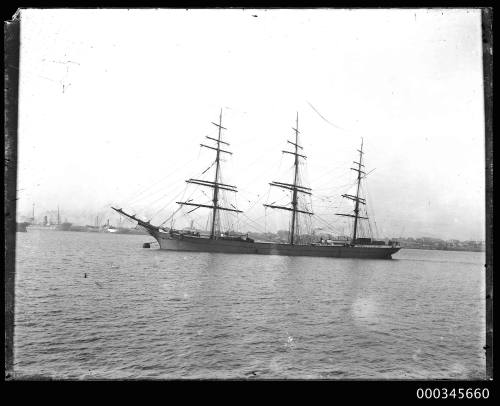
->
481;7;493;382
4;8;492;388
4;7;20;380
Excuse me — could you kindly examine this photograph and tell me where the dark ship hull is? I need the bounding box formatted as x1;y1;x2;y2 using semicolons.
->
56;222;72;231
150;231;400;259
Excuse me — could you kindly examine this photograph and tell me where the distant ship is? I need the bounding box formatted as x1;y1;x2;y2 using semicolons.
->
110;227;147;235
82;217;148;235
55;208;73;231
85;225;101;232
26;205;71;231
113;111;400;259
56;222;72;231
25;206;56;230
26;214;58;231
86;216;105;232
101;219;118;233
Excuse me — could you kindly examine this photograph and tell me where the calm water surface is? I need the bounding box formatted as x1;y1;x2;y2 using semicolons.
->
14;231;486;379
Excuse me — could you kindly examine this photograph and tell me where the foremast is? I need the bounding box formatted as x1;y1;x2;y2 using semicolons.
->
264;113;313;245
111;110;241;238
336;138;368;245
176;109;242;239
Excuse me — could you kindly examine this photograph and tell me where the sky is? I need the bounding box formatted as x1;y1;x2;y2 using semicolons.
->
16;8;486;240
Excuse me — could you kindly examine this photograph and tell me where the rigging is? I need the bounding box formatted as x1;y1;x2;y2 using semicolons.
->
263;113;313;245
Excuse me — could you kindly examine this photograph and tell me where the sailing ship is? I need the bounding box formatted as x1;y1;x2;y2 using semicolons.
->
112;111;400;259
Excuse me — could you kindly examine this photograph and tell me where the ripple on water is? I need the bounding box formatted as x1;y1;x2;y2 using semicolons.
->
13;233;486;379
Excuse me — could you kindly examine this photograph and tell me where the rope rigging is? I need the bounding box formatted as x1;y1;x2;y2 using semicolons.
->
114;110;386;246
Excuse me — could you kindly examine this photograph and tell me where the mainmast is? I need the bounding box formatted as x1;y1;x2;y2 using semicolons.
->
290;113;300;244
176;109;242;239
264;113;313;245
210;109;223;239
336;138;368;244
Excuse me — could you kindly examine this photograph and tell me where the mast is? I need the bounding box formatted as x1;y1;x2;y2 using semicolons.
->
57;206;60;225
176;109;242;239
210;109;223;239
336;138;368;244
32;202;35;224
351;139;363;242
290;112;300;244
264;113;313;245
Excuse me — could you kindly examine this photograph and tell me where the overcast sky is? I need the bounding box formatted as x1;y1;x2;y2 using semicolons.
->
16;8;485;240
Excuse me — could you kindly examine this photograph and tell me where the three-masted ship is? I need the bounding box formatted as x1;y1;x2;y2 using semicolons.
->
112;111;400;259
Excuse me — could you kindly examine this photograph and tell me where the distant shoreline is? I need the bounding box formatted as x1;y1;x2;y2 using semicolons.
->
402;247;485;253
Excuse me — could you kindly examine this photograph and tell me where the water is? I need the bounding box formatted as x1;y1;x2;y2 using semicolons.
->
13;231;486;379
